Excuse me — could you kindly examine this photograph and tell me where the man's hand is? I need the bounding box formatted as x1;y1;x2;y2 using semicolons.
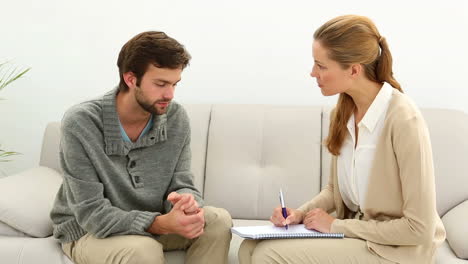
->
167;192;199;214
147;198;205;239
303;208;335;233
270;206;304;227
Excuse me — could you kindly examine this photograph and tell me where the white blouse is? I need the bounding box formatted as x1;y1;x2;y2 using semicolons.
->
337;83;394;212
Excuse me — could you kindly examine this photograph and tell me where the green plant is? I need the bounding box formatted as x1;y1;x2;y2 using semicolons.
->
0;61;30;92
0;147;19;162
0;61;30;162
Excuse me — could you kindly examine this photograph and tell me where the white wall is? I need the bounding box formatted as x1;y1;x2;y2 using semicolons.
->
1;0;467;176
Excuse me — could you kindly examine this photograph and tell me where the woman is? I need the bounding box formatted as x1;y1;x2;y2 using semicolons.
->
239;15;445;264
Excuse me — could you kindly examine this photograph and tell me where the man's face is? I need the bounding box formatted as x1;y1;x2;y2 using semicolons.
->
134;64;182;115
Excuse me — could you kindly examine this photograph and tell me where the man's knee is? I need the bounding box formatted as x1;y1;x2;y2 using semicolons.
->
125;236;164;264
204;206;233;232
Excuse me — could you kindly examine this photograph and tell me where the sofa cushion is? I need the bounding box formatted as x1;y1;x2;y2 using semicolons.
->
0;167;62;237
320;106;333;189
442;200;468;259
421;109;468;216
164;251;185;263
182;104;212;194
0;236;73;264
39;122;62;173
0;221;26;237
204;105;323;220
436;240;468;263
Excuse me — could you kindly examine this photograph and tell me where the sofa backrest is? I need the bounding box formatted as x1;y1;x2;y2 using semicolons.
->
40;104;323;221
202;105;323;220
39;122;61;173
421;109;468;216
39;105;468;219
182;104;212;194
321;107;468;217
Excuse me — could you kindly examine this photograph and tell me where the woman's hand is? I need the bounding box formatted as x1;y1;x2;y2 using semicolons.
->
270;207;304;227
303;208;335;233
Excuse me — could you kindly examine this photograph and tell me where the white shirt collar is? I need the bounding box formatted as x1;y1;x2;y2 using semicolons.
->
358;82;394;133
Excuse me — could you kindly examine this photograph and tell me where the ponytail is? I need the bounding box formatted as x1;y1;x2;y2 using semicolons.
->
377;37;402;92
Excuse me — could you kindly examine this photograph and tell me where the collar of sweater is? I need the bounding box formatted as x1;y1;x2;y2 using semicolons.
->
101;88;169;156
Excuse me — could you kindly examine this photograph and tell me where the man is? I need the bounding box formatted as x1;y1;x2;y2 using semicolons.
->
50;31;232;264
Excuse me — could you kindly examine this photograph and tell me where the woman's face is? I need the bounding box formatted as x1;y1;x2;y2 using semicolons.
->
310;41;352;96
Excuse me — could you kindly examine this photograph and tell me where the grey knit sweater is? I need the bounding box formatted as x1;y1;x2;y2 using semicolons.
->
50;88;203;243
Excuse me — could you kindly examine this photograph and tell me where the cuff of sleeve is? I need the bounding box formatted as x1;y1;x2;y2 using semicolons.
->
195;196;204;208
131;211;160;235
297;203;311;214
330;219;346;234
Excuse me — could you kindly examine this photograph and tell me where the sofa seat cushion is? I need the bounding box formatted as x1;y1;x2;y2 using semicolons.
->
0;236;73;264
436;240;468;263
161;250;184;263
0;167;62;237
0;221;27;237
442;200;468;259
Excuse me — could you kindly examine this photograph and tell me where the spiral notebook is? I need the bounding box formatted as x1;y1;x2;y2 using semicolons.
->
231;224;344;239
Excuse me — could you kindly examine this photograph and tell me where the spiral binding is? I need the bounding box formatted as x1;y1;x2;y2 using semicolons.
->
256;232;344;239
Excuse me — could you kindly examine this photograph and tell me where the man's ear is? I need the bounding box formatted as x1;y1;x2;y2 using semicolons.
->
350;64;362;79
123;72;137;90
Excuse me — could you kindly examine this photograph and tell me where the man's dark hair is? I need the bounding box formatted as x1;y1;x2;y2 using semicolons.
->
117;31;191;92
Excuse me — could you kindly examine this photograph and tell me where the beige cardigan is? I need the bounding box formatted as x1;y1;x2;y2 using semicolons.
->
298;90;446;264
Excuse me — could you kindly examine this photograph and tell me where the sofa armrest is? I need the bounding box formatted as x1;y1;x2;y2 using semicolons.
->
442;200;468;259
0;167;62;237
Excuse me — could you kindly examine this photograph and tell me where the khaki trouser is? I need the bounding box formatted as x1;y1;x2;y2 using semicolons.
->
62;206;232;264
238;238;395;264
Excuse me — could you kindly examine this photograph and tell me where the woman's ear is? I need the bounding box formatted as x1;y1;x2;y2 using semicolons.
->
350;64;362;79
123;72;137;90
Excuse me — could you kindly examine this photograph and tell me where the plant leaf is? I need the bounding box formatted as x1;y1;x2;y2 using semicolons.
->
0;67;31;90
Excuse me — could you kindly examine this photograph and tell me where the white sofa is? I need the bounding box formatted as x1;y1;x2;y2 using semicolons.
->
1;104;467;264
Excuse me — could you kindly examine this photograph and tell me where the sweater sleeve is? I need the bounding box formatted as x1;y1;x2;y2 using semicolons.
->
60;119;158;238
163;122;204;213
331;114;437;246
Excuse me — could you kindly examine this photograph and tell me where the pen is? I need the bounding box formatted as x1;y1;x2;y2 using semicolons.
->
279;188;288;230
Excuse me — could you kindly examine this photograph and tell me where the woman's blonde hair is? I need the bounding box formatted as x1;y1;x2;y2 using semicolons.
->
315;15;403;155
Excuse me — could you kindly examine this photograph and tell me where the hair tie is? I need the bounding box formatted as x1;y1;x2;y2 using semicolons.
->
378;36;385;45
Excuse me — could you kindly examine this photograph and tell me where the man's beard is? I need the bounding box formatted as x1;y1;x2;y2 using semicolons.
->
135;87;170;115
